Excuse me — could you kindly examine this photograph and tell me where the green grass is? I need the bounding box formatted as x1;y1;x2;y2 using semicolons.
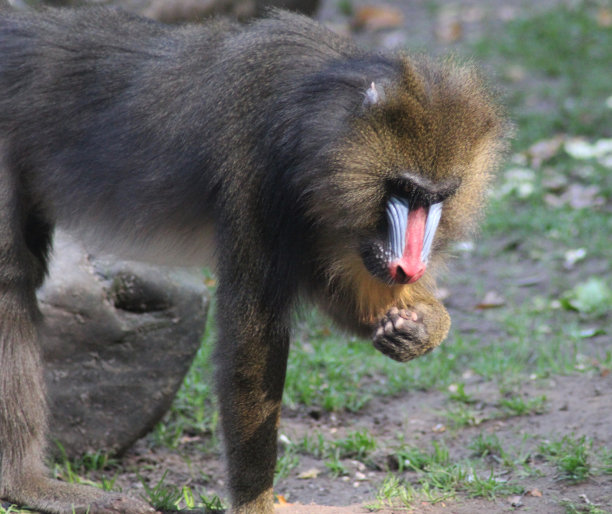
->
138;472;225;511
561;499;609;514
539;435;593;483
497;394;548;417
473;2;612;147
370;439;524;510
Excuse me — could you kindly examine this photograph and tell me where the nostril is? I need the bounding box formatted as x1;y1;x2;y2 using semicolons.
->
393;264;407;283
389;261;426;284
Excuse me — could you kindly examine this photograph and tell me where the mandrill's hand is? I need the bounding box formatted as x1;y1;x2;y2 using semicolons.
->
372;306;441;362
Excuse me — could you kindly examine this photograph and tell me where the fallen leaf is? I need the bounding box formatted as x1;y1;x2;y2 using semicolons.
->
597;7;612;27
352;6;404;31
275;494;291;507
505;64;526;83
528;136;564;167
496;167;536;199
565;138;612;159
564;248;587;269
526;488;543;497
498;6;517;21
509;495;523;507
566;184;604;209
462;6;485;23
436;287;450;301
278;434;292;446
435;17;462;43
476;291;506;309
579;328;605;338
545;184;604;209
542;169;569;193
297;467;321;479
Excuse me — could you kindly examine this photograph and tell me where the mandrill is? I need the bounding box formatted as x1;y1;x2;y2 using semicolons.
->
0;7;508;514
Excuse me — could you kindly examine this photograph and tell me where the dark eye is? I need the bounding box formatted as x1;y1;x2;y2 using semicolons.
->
388;172;462;206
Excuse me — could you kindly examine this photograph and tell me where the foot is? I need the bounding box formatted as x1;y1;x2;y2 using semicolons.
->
3;477;156;514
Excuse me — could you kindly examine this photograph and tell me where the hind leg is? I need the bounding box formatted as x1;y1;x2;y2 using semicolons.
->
0;157;154;514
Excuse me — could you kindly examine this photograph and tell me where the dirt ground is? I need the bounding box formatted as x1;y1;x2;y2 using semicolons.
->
84;0;612;512
120;372;612;513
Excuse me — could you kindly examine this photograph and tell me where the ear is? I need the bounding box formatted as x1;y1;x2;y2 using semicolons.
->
363;81;385;107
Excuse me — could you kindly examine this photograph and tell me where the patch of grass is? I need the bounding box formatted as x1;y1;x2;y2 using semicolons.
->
69;451;117;473
0;506;34;514
390;440;450;473
561;277;612;318
325;450;349;478
152;294;218;449
597;446;612;475
442;405;484;429
138;473;225;512
468;434;505;460
473;2;612;147
468;433;541;475
498;394;548;417
139;471;183;511
334;429;377;460
561;498;609;514
382;434;532;509
296;429;377;470
51;449;117;493
198;493;226;512
374;449;524;511
539;435;592;483
462;468;523;500
275;446;300;483
297;432;328;458
50;444;120;493
367;475;417;510
447;383;477;404
336;0;353;16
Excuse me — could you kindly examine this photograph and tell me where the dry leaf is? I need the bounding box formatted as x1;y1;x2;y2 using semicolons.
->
528;136;564;167
436;287;450;301
297;468;320;479
509;495;523;507
476;291;506;309
275;494;291;507
435;18;462;43
542;169;569;193
597;7;612;27
565;138;612;159
352;5;404;31
564;248;587;269
544;184;604;209
505;64;526;83
526;488;543;497
565;184;603;209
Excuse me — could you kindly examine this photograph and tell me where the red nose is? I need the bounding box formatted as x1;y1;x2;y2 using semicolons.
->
389;260;426;284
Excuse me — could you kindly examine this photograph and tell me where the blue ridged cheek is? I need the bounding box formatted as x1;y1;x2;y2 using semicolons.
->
385;196;443;264
421;202;442;263
386;196;410;261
